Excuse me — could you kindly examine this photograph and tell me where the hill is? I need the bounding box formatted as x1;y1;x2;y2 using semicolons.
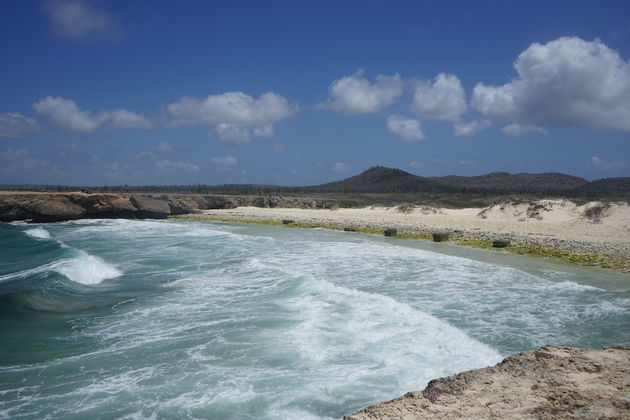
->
304;166;454;193
431;172;589;194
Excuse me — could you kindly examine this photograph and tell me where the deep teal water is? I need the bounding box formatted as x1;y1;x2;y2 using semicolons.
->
1;219;629;419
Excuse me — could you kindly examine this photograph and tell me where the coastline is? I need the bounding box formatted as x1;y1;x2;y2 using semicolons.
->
176;201;630;273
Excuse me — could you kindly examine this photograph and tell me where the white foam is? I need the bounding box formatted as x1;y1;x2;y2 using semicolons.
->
53;251;122;285
24;227;51;239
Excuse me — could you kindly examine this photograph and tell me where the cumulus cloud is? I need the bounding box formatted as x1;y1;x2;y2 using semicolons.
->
167;91;297;144
386;115;425;142
108;109;152;129
332;162;351;174
155;160;200;172
33;96;151;132
453;119;491;137
0;113;40;138
472;37;630;132
211;156;238;166
412;73;467;122
320;70;403;114
590;156;627;170
42;0;122;42
501;123;548;137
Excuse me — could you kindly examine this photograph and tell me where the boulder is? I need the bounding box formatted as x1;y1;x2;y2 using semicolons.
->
129;196;171;218
70;194;137;218
384;228;397;237
493;240;511;248
25;199;86;222
432;232;449;242
282;219;294;224
344;227;357;232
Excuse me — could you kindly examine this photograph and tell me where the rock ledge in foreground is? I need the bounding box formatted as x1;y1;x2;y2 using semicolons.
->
344;346;629;420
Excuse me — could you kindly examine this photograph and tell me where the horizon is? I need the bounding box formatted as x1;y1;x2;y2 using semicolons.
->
2;1;630;186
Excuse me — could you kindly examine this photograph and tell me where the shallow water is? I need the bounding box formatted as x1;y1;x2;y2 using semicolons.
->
1;219;629;419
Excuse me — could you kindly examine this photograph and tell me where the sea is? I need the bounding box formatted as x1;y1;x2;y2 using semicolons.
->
1;218;629;419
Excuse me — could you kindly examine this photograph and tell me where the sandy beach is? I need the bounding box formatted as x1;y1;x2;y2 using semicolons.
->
190;199;630;269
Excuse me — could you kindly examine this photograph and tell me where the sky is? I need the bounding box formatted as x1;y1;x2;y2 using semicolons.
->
1;0;629;186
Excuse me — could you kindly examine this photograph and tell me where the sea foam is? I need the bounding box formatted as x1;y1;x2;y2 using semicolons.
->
53;251;122;285
24;227;51;239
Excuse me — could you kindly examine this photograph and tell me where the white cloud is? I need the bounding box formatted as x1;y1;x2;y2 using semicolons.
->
167;91;297;144
156;142;172;152
155;160;200;172
453;119;491;137
590;156;627;170
458;159;473;166
332;162;351;174
42;0;122;42
501;123;549;137
386;115;425;142
320;70;403;114
33;96;151;133
409;161;424;169
412;73;467;122
0;113;40;138
5;148;29;160
211;156;238;166
472;37;630;132
108;109;153;129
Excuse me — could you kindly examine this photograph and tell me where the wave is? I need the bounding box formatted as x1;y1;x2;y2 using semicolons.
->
24;227;51;239
52;251;122;285
0;250;121;286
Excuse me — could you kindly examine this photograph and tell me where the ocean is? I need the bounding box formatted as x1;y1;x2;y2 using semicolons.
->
1;219;629;419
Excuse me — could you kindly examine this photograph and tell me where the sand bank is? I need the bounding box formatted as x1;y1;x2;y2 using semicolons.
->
185;199;630;271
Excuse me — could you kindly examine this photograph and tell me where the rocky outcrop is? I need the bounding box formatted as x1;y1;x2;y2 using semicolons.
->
129;196;171;218
344;346;630;420
0;192;321;223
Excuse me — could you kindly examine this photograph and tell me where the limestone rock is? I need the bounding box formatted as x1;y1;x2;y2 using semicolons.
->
344;346;630;420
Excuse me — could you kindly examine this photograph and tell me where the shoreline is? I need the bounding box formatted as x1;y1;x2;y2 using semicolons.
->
175;203;630;273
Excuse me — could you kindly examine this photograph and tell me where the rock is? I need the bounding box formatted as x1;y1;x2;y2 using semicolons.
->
344;346;630;420
70;194;137;218
344;227;357;232
24;199;86;222
282;219;294;224
384;228;397;236
252;197;269;208
432;232;449;242
493;240;511;248
129;196;171;218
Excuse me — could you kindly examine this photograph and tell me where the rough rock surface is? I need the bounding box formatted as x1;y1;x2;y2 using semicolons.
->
344;346;630;420
0;192;321;223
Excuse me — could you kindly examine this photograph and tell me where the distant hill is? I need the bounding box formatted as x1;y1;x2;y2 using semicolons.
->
572;177;630;196
431;172;589;194
303;166;627;197
2;166;629;197
303;166;454;193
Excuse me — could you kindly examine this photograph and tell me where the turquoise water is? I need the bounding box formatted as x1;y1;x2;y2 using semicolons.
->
1;219;629;419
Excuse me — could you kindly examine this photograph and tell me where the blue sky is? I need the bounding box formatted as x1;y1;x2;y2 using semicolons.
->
1;0;629;186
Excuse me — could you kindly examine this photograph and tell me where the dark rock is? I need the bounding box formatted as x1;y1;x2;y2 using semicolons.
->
282;219;294;224
70;194;137;218
252;197;269;208
493;240;511;248
384;228;397;236
25;199;86;222
344;227;357;232
129;196;171;219
432;233;449;242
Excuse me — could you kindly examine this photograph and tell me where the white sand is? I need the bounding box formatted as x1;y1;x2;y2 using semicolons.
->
199;200;630;244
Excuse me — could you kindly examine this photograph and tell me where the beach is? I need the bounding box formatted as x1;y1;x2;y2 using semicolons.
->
186;199;630;271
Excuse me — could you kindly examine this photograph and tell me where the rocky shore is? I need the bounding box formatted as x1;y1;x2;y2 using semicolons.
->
0;192;322;223
344;346;630;419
